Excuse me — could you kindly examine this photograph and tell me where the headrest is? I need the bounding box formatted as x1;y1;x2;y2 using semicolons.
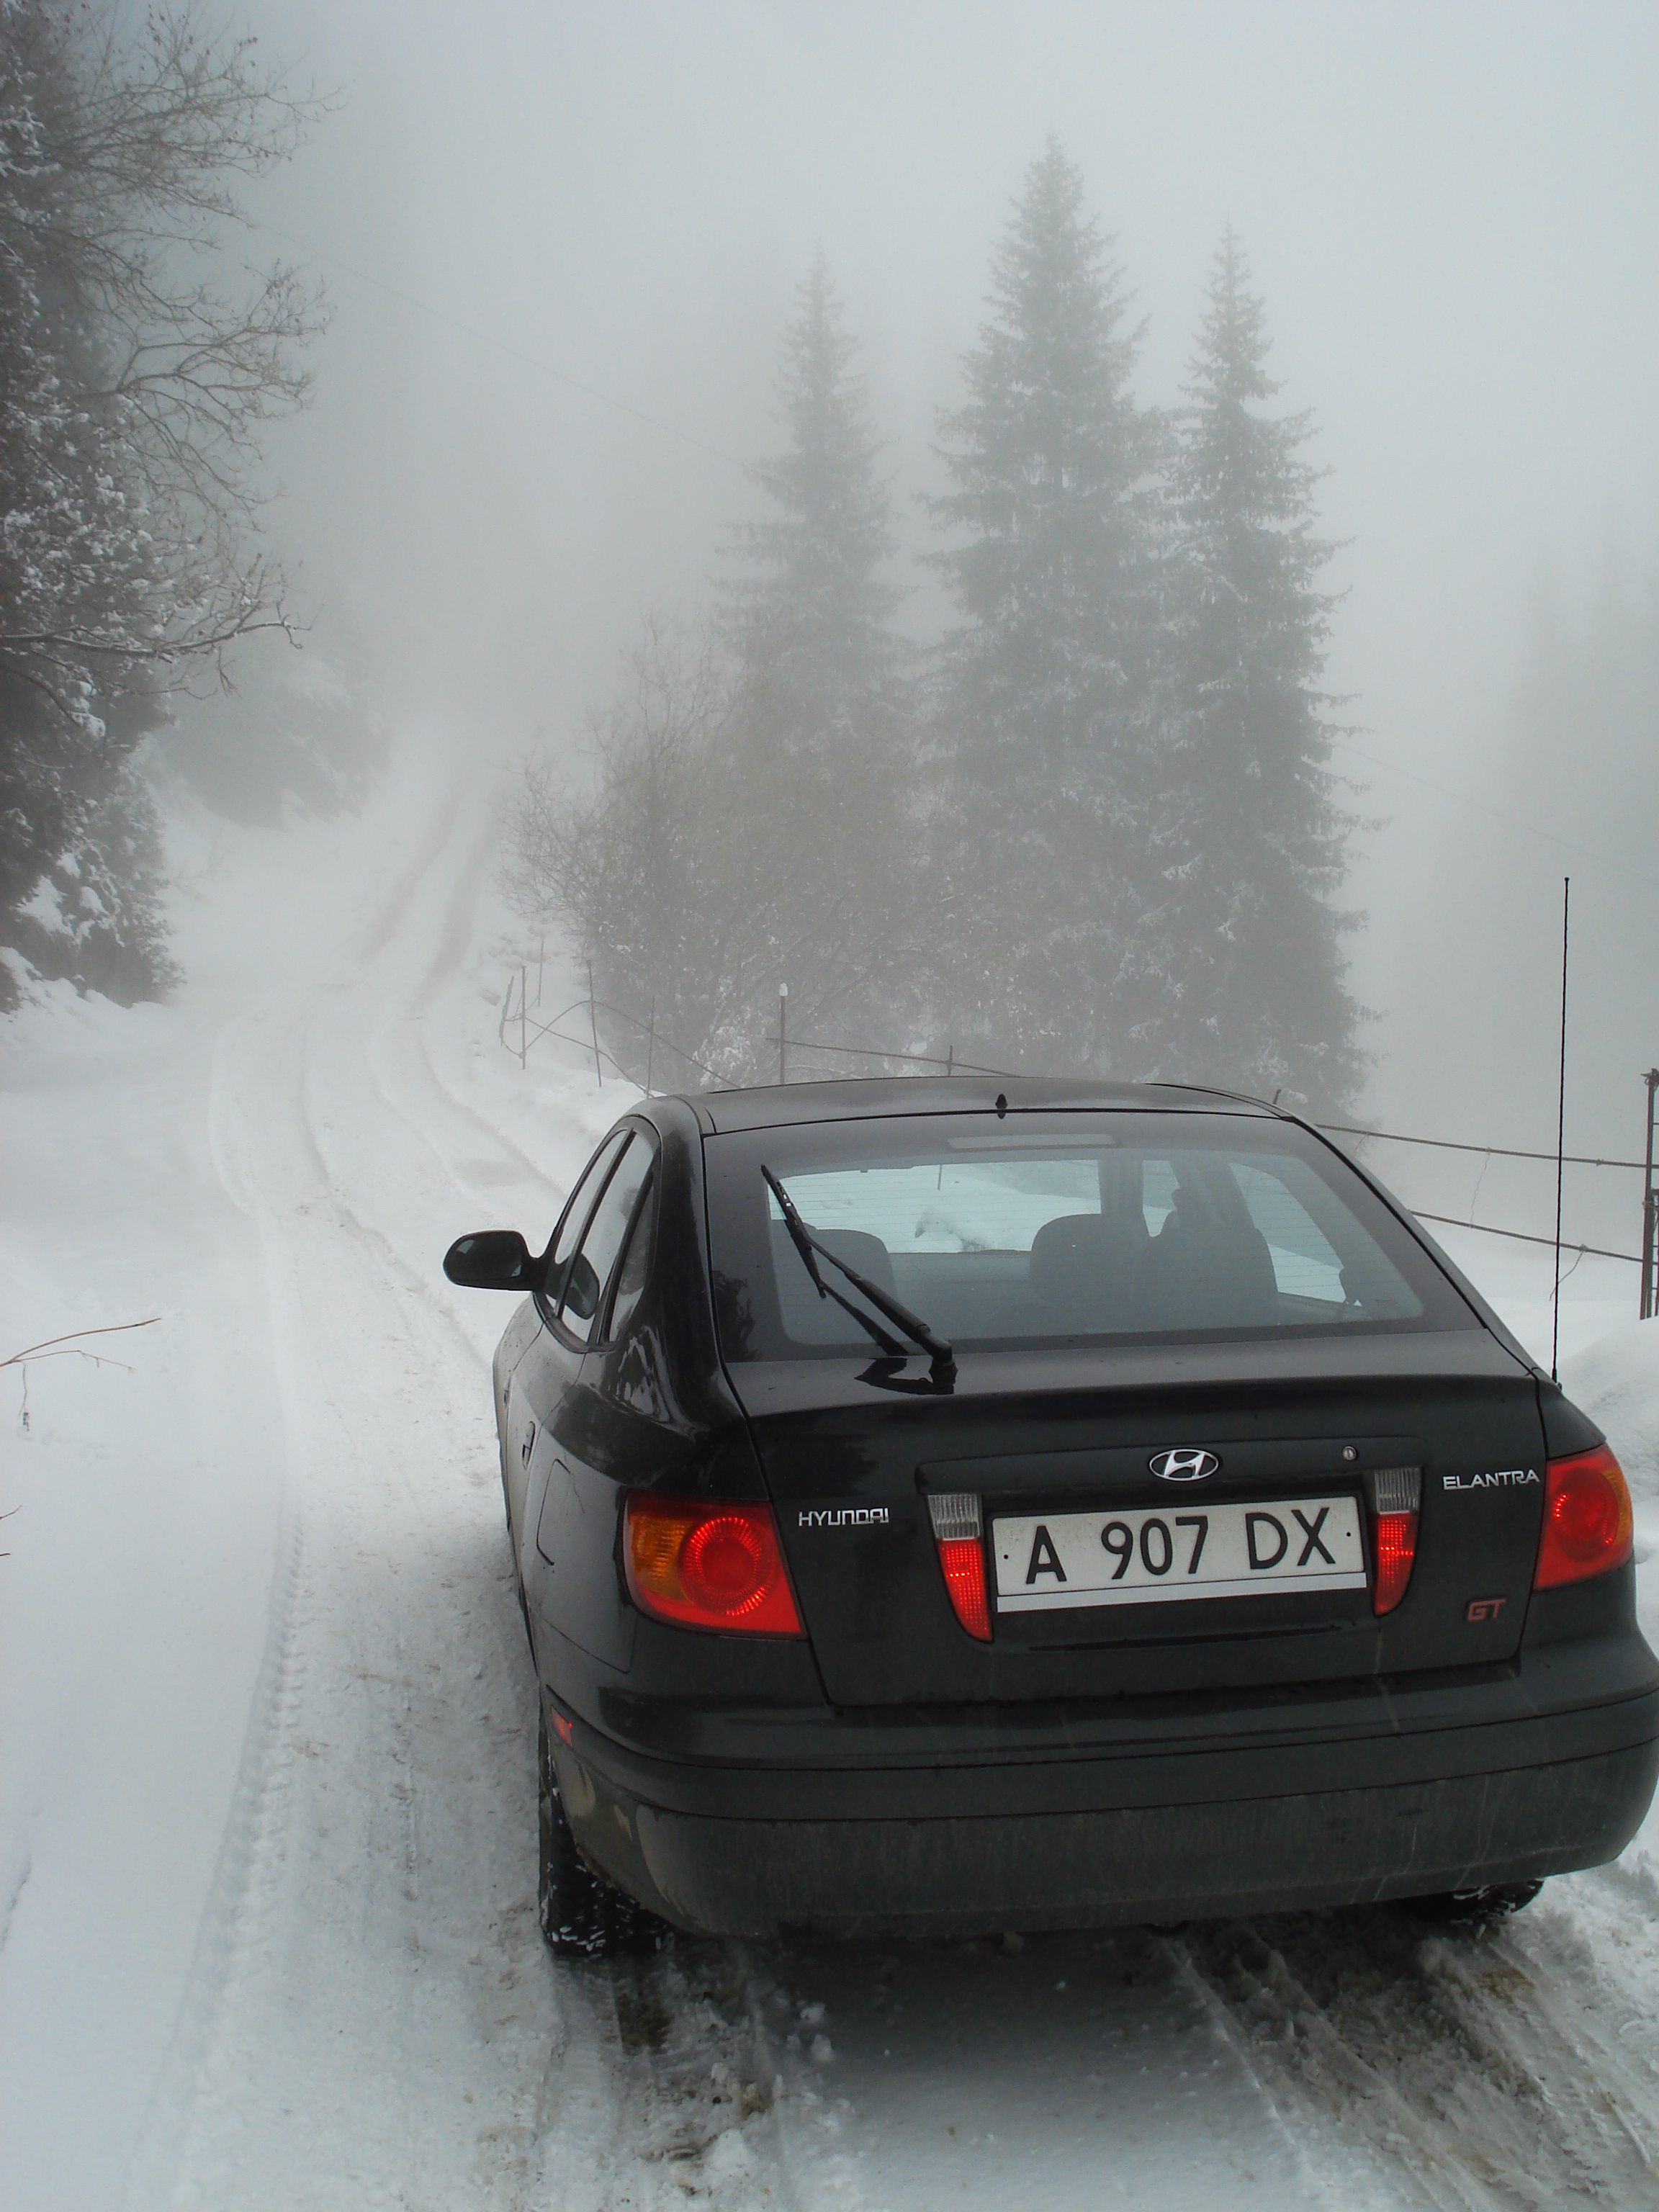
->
1029;1210;1148;1306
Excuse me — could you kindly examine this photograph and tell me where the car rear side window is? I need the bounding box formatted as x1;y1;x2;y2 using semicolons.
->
705;1111;1474;1361
559;1135;649;1339
545;1130;629;1309
603;1170;657;1340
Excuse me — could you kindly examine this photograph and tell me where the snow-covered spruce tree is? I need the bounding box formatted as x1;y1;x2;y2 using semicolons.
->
511;261;917;1090
925;138;1161;1072
0;3;328;1010
1133;227;1362;1112
716;250;917;1071
724;247;904;727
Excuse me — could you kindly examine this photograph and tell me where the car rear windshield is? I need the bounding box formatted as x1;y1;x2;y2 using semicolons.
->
703;1110;1476;1362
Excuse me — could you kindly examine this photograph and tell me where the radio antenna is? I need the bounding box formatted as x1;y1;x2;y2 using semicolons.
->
1552;877;1570;1381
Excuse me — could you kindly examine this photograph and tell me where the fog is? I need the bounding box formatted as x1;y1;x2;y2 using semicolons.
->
243;0;1656;1209
11;14;1659;2198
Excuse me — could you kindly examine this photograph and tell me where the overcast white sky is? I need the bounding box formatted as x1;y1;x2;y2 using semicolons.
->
245;0;1658;1155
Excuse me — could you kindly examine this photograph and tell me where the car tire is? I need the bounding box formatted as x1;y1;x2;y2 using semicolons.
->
538;1707;670;1959
1402;1879;1545;1927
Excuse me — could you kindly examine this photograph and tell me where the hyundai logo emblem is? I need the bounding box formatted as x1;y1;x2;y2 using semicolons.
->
1149;1448;1220;1483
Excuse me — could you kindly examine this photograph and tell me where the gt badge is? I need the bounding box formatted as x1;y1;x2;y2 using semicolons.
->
1467;1596;1507;1623
1149;1449;1220;1483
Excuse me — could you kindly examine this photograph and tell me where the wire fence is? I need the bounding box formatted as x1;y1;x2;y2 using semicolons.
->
495;961;1656;1297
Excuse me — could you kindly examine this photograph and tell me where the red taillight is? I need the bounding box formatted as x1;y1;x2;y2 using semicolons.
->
1372;1512;1419;1616
929;1491;992;1642
1534;1444;1634;1591
624;1497;803;1635
1370;1465;1421;1617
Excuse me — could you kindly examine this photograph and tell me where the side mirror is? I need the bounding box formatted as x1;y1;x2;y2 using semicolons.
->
443;1229;541;1291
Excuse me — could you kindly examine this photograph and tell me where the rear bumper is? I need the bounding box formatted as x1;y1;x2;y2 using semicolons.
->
573;1743;1658;1937
549;1657;1659;1938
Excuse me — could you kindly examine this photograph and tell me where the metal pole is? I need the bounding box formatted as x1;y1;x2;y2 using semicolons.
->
498;974;511;1048
945;1044;954;1077
536;936;544;1009
588;961;602;1088
779;985;787;1084
1552;878;1569;1382
646;997;656;1099
1642;1069;1658;1319
518;965;528;1071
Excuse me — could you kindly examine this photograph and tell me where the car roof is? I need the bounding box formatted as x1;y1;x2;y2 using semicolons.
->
683;1074;1285;1135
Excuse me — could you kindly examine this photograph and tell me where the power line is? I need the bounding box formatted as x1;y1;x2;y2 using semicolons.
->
766;1033;1020;1081
1411;1210;1637;1268
1316;1121;1645;1174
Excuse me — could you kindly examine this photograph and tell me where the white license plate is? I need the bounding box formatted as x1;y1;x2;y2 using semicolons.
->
992;1496;1367;1613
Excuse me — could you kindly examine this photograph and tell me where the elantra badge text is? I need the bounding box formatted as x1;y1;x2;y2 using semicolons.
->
1148;1449;1220;1483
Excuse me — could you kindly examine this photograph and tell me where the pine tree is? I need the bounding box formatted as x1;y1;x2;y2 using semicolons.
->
1136;227;1362;1111
724;248;902;735
927;138;1160;1071
716;253;917;1066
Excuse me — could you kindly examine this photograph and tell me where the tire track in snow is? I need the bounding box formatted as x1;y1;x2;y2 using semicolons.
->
728;1925;1374;2211
1172;1899;1659;2209
413;1020;573;1188
532;1948;801;2211
120;1457;306;2210
125;1010;316;2209
166;1009;556;2206
134;770;804;2210
299;1011;500;1377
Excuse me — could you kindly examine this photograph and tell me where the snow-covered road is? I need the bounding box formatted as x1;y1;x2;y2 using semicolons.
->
5;749;1659;2211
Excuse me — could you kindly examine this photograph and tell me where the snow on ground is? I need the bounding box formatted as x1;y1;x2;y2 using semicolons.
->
3;736;1659;2211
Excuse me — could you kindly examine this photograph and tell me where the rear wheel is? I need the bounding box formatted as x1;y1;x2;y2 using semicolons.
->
537;1708;670;1959
1403;1879;1545;1927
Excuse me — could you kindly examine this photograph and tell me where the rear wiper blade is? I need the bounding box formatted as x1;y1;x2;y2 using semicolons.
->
760;1166;910;1361
761;1164;956;1384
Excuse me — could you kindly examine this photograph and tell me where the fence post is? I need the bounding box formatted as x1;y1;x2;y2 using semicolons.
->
779;985;788;1084
945;1043;954;1076
1642;1069;1659;1320
536;936;544;1009
646;997;656;1098
588;961;602;1088
519;966;528;1070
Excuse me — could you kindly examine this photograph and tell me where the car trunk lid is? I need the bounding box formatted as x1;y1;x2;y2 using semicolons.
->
727;1331;1546;1707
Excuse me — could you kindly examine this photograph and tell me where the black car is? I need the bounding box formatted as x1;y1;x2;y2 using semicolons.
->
444;1077;1658;1956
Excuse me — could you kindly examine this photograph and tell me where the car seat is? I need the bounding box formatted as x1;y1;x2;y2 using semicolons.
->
1027;1210;1151;1333
1144;1185;1280;1329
